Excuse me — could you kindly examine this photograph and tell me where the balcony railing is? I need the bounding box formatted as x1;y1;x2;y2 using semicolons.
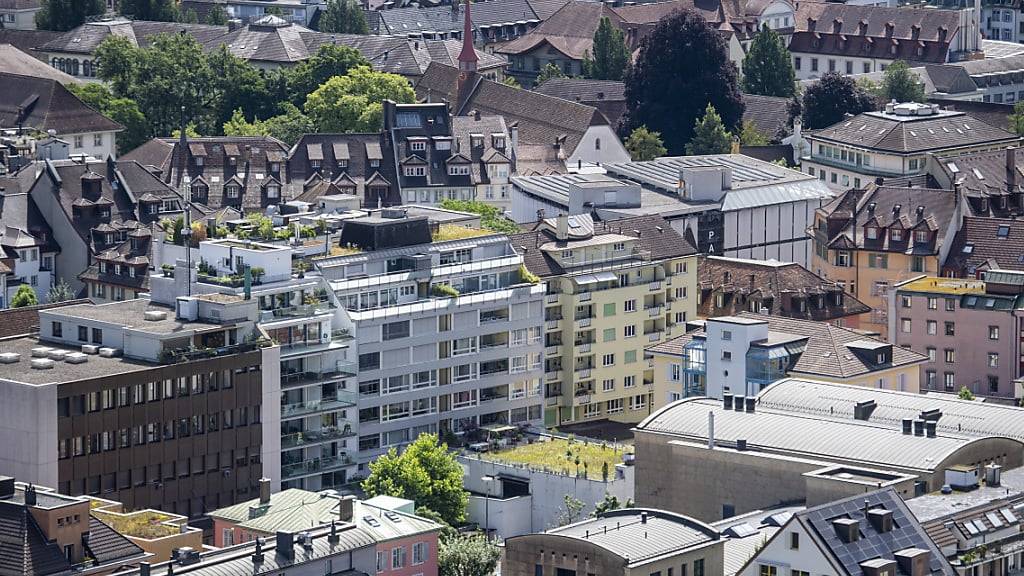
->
281;454;355;480
281;424;355;449
578;292;592;302
575;317;592;328
546;294;559;304
576;343;592;353
647;305;663;317
270;302;335;319
647;331;663;342
575;368;592;379
159;340;267;364
281;391;357;418
545;345;561;356
649;282;662;291
546;320;560;330
546;370;561;381
280;363;358;388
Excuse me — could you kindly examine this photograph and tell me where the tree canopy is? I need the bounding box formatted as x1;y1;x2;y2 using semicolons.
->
741;25;796;97
881;60;925;103
534;63;567;87
362;433;468;526
286;44;372;107
583;17;630;81
305;66;415;132
11;285;38;308
119;0;179;22
1011;102;1024;137
205;5;229;25
438;535;500;576
66;83;150;155
796;72;876;129
319;0;370;34
624;8;743;155
625;126;666;161
686;104;733;155
35;0;105;31
223;104;314;146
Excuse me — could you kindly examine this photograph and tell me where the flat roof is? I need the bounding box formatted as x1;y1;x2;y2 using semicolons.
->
48;300;230;336
707;316;769;326
897;276;986;295
0;335;155;386
907;466;1024;522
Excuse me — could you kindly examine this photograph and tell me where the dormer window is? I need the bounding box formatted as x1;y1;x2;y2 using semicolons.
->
471;136;484;148
865;226;878;240
195;156;204;167
191;184;207;199
404;166;426;177
410;141;426;152
99;262;107;274
228;156;237;166
370;159;380;168
114;264;122;275
226;185;240;199
270;162;280;172
890;229;903;242
493;136;505;148
266;185;280;199
129;267;136;278
311;159;321;169
100;208;110;219
147;204;158;215
448;165;470;176
105;233;114;244
338;159;348;169
914;230;929;243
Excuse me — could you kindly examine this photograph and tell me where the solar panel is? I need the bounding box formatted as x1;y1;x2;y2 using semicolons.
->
726;523;758;537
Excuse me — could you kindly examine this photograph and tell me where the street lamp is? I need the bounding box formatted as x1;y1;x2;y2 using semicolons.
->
481;475;495;540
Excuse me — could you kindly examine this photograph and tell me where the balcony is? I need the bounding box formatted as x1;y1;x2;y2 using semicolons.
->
578;292;592;302
281;454;355;480
575;317;592;329
545;345;562;356
546;294;559;304
546;370;561;381
159;340;266;364
575;368;592;379
546;320;560;331
646;305;663;317
649;282;662;291
647;331;663;342
575;343;592;354
280;363;358;389
281;391;357;418
281;424;355;449
269;302;335;319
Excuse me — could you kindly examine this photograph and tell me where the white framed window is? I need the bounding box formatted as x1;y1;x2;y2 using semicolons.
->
583;403;601;419
624;325;636;338
93;133;103;147
412;542;427;565
624;299;636;312
630;394;647;410
602;378;614;391
392;546;406;569
73;135;83;149
606;398;623;414
624;375;636;388
222;529;234;546
602;353;615;367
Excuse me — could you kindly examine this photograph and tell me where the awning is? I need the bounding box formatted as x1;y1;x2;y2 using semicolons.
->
482;424;516;434
573;271;617;286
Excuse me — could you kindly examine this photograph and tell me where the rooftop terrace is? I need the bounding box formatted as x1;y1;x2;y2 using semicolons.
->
898;276;986;295
477;436;631;481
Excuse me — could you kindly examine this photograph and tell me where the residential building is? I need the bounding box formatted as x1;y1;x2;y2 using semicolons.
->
415;62;631;172
647;313;926;405
0;73;122;159
510;213;698;425
534;78;627;130
789;3;981;80
287;133;396;208
944;217;1024;277
181;0;321;26
742;93;793;144
370;0;550;42
0;296;280;518
511;155;834;268
738;488;956;576
810;185;961;337
209;483;441;576
0;44;77;83
697;255;871;323
0;477;150;575
632;389;1023;521
317;210;546;469
931;147;1024;217
503;508;725;576
0;0;41;30
890;273;1024;399
802;102;1018;191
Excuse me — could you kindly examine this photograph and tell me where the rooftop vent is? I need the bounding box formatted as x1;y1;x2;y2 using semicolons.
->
986;463;1002;487
64;352;88;364
945;466;979;491
144;310;168;321
861;558;898;576
30;358;54;370
854;400;877;421
81;345;99;355
0;353;20;364
895;548;931;576
172;547;201;566
46;349;68;361
31;347;52;358
98;348;121;358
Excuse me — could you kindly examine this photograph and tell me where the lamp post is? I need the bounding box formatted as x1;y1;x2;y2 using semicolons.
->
481;475;495;540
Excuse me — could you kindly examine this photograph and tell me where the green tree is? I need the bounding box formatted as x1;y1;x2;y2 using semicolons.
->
555;495;585;527
413;508;458;540
624;125;666;161
738;120;768;146
35;0;105;31
686;104;733;155
362;433;468;526
438;535;500;576
592;494;634;516
46;279;75;304
583;16;630;81
741;25;796;97
881;60;925;103
286;44;371;107
265;6;285;16
94;35;139;98
503;76;521;88
119;0;179;21
180;8;199;23
534;63;566;87
796;72;876;129
205;4;229;25
305;66;415;132
11;284;38;308
438;199;518;233
208;44;276;129
223;104;313;146
1012;101;1024;137
959;386;976;401
67;83;149;155
319;0;369;34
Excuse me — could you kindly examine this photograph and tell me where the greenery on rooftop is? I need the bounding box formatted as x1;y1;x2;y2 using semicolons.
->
479;436;631;481
438;200;520;234
93;510;180;539
432;224;492;242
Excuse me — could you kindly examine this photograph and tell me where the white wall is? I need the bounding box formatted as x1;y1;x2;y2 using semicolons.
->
64;130;118;160
30;173;89;294
262;344;283;491
0;379;58;488
738;520;838;576
0;7;40;29
566;126;631;168
703;318;769;399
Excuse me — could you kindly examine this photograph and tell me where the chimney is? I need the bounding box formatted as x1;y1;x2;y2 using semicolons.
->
139;563;151;576
925;421;937;437
858;19;868;34
745;397;756;413
556;214;568;241
81;172;103;199
328;521;340;544
895;548;931;576
708;411;715;449
913;419;925;436
916;205;925;220
258;478;271;505
902;418;913;434
832;17;842;33
275;532;295;560
885;21;895;36
641;512;648;524
1008;147;1017;192
734;396;745;412
24;484;36;506
854;400;877;421
986;463;1002;486
938;26;948;42
868;508;894;533
338;495;355;522
911;23;921;40
833;518;860;543
723;392;734;410
253;538;265;564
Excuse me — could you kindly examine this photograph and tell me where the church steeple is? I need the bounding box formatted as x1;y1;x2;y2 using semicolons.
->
457;0;478;72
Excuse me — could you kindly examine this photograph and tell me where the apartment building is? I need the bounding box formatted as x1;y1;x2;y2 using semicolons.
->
150;238;357;493
510;213;698;426
890;272;1024;400
810;185;961;338
0;296;280;518
316;209;546;469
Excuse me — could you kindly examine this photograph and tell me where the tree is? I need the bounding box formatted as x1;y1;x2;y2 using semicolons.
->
11;284;38;308
1012;101;1024;137
555;495;585;527
179;8;199;23
583;17;630;81
592;494;634;516
205;4;228;25
624;8;743;155
503;76;521;88
534;63;566;87
223;104;313;146
686;104;732;155
881;60;925;103
320;0;369;34
67;83;149;155
35;0;104;31
959;386;976;401
438;200;518;233
438;535;500;576
305;66;415;132
286;44;371;107
739;120;769;146
119;0;179;21
95;35;139;98
797;72;876;129
207;44;276;129
741;25;796;97
47;279;75;304
362;433;468;526
624;125;666;161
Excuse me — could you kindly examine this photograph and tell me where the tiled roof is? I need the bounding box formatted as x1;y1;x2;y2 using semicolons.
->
0;0;41;10
84;515;146;566
741;93;791;142
496;0;616;59
375;0;546;36
935;148;1024;217
38;20;228;55
810;109;1017;153
924;64;979;94
288;133;396;207
0;72;123;136
0;44;77;83
0;29;61;54
0;501;70;576
944;216;1024;275
533;78;625;102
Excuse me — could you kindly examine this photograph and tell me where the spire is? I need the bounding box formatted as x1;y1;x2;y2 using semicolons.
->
458;0;478;72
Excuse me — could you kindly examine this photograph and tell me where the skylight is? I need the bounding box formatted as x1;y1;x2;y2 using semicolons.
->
963;244;975;254
998;225;1010;238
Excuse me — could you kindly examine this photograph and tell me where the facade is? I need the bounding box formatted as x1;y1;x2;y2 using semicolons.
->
316;211;546;469
931;147;1024;218
647;313;926;406
810;185;961;338
181;0;318;26
0;297;280;518
0;0;41;30
510;213;698;426
287;132;397;208
511;155;834;268
738;488;957;576
504;508;725;576
890;273;1024;399
943;217;1024;277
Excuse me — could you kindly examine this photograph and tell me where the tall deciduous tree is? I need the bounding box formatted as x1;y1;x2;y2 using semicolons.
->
625;125;666;160
1011;101;1024;136
362;433;468;526
285;44;371;106
741;25;796;97
222;104;314;146
95;35;138;98
35;0;105;31
583;17;630;81
208;44;276;128
624;8;743;155
797;71;875;129
686;103;733;155
438;535;500;576
119;0;179;22
66;83;150;155
319;0;369;34
304;66;415;132
881;60;925;103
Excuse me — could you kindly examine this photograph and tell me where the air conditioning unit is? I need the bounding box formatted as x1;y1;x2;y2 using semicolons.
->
81;345;99;355
65;352;88;364
30;358;55;370
0;353;21;364
98;348;121;358
47;349;68;361
31;347;53;358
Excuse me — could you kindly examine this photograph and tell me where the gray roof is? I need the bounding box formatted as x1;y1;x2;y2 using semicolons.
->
809;109;1018;154
0;44;78;83
534;77;626;102
758;378;1024;441
375;0;545;36
742;93;791;141
529;508;720;567
635;397;1003;473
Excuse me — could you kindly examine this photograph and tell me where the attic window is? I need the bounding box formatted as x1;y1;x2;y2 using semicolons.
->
448;165;470;176
266;185;280;198
226;185;240;199
890;229;903;242
410;141;426;152
195;156;204;167
865;226;878;240
228;156;237;166
998;225;1010;238
914;230;929;243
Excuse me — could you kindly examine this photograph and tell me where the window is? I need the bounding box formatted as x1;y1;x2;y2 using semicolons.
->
901;318;911;333
722;330;732;341
945;322;955;336
377;551;385;573
602;353;615;367
811;58;819;72
625;350;637;363
78;326;88;342
761;565;778;576
927;297;937;310
52;322;62;338
603;328;616;342
92;328;102;344
624;375;636;388
695;559;705;576
383;321;410;340
989;326;1000;340
944;372;956;390
989;352;999;368
926;347;936;362
73;135;83;149
412;542;427;565
625;325;636;338
603;303;616;317
603;378;615;391
630;394;646;410
606;398;623;414
945;298;956;311
392;546;406;569
901;295;912;308
624;299;636;312
926;320;936;335
945;349;955;363
790;532;799;549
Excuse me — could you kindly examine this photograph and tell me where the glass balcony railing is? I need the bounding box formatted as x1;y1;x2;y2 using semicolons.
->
281;391;357;418
270;302;335;318
281;424;355;449
281;454;355;480
280;363;358;388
